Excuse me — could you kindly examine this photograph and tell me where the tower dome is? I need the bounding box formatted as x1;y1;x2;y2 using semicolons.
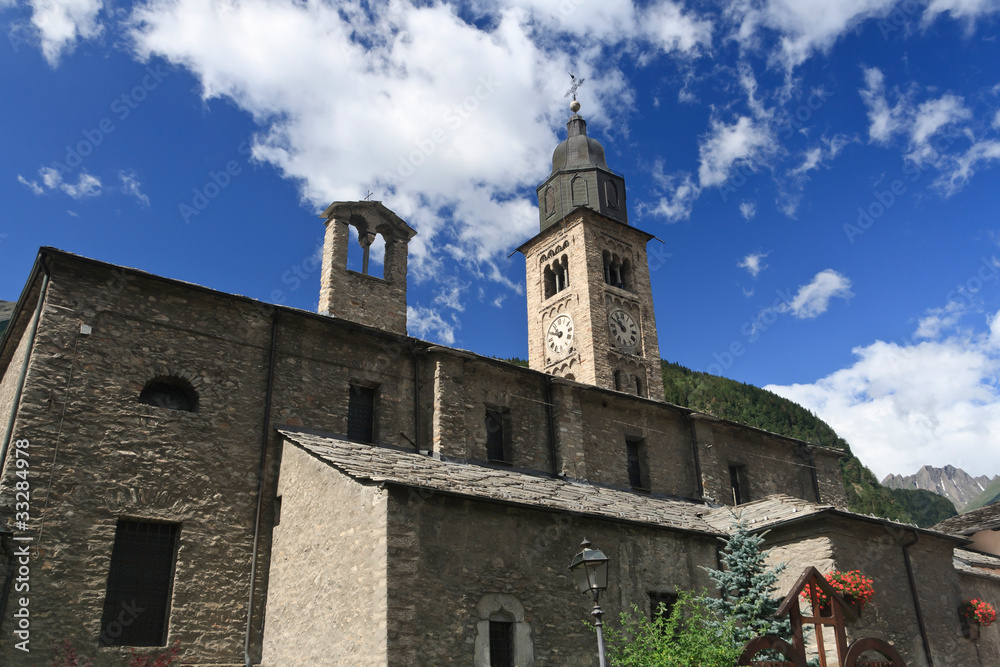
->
536;101;628;232
550;114;610;174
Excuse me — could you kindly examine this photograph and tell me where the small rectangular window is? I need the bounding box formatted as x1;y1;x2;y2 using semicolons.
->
489;620;514;667
485;407;511;463
347;384;377;443
729;464;749;505
626;437;647;489
649;591;678;623
99;520;180;647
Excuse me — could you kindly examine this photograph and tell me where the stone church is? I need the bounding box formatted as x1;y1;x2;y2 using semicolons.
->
0;102;997;666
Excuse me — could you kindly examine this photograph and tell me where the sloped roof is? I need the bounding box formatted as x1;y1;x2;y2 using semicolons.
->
701;494;967;543
701;494;831;533
954;548;1000;580
279;429;722;536
933;502;1000;536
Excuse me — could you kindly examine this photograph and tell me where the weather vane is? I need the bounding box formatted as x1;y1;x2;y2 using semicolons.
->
565;73;585;101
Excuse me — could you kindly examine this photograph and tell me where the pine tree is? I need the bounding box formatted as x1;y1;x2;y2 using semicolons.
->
701;518;792;647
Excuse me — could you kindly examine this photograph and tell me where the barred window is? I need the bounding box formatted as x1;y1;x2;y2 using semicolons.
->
99;520;180;647
485;407;512;463
489;618;514;667
627;437;648;490
347;384;377;443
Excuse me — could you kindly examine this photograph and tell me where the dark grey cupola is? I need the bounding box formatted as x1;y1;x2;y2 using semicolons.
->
536;101;628;232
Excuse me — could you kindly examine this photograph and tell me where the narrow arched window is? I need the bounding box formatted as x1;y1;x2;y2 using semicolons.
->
620;259;632;291
139;377;198;413
543;265;556;299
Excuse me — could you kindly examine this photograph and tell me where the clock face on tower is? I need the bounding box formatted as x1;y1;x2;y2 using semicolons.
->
546;314;575;357
608;308;639;353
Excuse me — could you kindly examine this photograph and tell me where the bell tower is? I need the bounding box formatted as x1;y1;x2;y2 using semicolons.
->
318;200;416;335
517;101;664;400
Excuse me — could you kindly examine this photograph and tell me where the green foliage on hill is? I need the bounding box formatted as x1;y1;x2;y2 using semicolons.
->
964;477;1000;513
660;360;941;526
888;488;957;527
491;356;529;367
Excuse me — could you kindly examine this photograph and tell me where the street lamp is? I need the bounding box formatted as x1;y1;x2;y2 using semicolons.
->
569;538;609;667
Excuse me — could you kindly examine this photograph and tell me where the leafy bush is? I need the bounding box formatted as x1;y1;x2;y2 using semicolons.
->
603;591;743;667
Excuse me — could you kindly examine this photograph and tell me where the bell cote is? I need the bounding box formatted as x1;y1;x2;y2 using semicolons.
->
318;201;416;335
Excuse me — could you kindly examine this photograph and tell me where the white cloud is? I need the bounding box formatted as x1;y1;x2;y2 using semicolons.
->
767;320;1000;479
646;170;700;221
738;251;769;277
739;201;756;220
29;0;105;66
698;116;772;188
915;299;968;340
119;170;150;207
17;175;44;195
859;67;904;144
126;0;675;285
407;305;457;344
859;68;1000;195
780;269;852;319
934;139;1000;195
908;94;973;165
730;0;899;69
433;282;468;312
31;167;102;198
924;0;1000;24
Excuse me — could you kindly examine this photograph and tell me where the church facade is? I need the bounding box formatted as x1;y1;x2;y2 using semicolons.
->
0;105;996;666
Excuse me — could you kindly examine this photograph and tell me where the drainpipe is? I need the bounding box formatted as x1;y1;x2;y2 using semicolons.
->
545;376;558;478
902;530;934;666
687;416;704;500
411;347;421;452
0;269;50;478
803;446;821;503
245;311;279;667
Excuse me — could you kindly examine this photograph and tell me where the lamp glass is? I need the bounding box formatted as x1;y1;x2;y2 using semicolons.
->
569;544;609;593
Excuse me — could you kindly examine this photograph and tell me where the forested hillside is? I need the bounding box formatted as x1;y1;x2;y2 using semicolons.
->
660;361;955;527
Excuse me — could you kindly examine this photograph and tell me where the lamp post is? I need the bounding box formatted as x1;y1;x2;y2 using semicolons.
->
569;538;609;667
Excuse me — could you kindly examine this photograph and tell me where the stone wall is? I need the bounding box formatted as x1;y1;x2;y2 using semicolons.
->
0;257;274;666
958;572;1000;665
699;420;823;506
384;485;719;666
262;441;388;665
0;250;855;664
766;516;980;667
576;390;700;497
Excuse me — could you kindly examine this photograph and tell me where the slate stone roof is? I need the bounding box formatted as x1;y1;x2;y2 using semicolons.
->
954;548;1000;580
701;494;968;544
701;494;831;533
279;429;722;536
933;502;1000;536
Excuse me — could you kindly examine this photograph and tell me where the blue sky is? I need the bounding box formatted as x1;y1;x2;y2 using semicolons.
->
4;0;1000;481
